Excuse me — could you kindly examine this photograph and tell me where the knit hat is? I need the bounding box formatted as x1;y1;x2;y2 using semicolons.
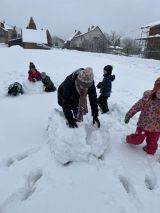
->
153;77;160;91
104;65;113;75
145;78;160;100
76;67;94;88
41;72;46;79
29;62;35;69
143;90;152;97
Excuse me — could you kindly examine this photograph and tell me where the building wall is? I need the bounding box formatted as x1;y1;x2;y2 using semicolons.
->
0;28;8;43
22;42;50;50
148;26;160;49
70;27;104;48
69;27;107;53
145;25;160;59
145;37;160;60
22;43;37;49
149;25;160;36
53;39;64;48
147;37;160;49
8;30;13;40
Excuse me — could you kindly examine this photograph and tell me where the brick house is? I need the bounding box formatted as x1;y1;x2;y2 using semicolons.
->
0;21;13;44
139;21;160;60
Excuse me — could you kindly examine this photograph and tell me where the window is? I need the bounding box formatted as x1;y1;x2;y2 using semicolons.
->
0;29;5;37
93;36;98;41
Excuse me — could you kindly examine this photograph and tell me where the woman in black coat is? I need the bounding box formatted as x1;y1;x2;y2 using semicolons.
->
58;68;100;128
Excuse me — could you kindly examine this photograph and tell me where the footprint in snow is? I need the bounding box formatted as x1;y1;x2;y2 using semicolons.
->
21;169;43;200
145;174;157;190
0;169;43;211
118;175;142;209
5;147;40;167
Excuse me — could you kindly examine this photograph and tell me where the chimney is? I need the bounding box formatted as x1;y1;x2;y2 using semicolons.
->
0;22;4;28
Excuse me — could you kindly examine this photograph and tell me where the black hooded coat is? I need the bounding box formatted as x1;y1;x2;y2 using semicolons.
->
58;69;98;120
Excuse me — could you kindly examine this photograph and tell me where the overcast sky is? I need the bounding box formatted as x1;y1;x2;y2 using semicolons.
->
0;0;159;40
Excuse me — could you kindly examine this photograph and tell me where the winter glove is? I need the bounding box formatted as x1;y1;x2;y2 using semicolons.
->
124;116;130;124
67;118;78;128
111;75;115;81
32;78;36;82
96;82;103;89
93;116;100;128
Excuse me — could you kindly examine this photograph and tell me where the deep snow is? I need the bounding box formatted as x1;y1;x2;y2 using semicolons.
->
0;46;160;213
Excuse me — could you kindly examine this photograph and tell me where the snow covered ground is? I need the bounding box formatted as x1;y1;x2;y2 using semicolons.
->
0;46;160;213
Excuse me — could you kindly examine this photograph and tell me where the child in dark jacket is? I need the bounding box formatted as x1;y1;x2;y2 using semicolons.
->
8;82;23;96
124;78;160;155
41;72;56;92
97;65;115;113
28;62;42;82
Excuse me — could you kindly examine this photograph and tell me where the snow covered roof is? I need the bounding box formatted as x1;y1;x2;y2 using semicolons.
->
77;26;97;36
137;34;160;40
22;29;47;43
0;26;8;32
141;20;160;29
65;26;103;43
0;21;21;33
4;23;13;30
75;26;100;38
65;31;81;43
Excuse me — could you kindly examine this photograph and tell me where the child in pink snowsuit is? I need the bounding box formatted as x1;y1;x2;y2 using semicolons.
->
124;78;160;155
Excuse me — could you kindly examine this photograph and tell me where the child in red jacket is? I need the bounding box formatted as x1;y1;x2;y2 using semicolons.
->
124;78;160;155
28;62;42;82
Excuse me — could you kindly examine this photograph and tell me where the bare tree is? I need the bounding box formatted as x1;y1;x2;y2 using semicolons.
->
121;37;140;55
105;31;122;47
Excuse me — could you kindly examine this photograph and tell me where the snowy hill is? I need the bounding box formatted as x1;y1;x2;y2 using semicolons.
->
0;46;160;213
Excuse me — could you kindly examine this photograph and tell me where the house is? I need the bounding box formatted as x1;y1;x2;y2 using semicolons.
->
1;19;52;49
64;30;81;48
0;22;8;43
0;21;14;44
52;36;64;48
0;20;21;46
20;29;50;49
64;26;108;53
138;21;160;60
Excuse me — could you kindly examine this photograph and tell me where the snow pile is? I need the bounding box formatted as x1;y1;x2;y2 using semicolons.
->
47;109;109;164
22;81;44;94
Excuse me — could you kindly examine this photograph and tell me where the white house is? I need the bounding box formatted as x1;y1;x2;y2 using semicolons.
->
65;26;108;52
